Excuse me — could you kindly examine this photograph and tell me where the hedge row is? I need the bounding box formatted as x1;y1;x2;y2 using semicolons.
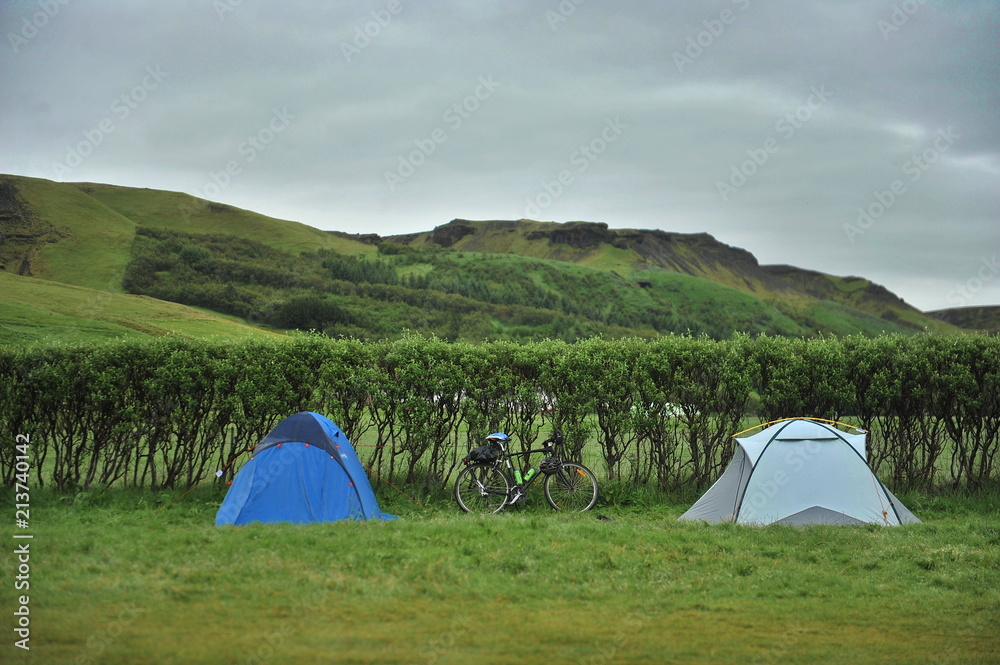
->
2;334;998;492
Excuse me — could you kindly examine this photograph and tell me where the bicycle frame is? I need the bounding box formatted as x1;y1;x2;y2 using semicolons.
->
498;445;553;498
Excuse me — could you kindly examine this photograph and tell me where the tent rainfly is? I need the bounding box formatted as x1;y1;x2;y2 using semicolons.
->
678;418;920;526
216;412;395;525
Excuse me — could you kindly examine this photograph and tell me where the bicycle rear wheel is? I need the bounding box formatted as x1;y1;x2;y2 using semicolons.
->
544;462;599;511
454;464;511;514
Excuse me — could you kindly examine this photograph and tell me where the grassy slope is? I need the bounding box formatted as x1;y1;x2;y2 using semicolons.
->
4;175;373;294
436;240;898;337
764;267;958;334
1;488;997;665
629;269;806;335
13;176;138;293
1;175;383;343
409;251;808;336
0;272;282;345
393;220;956;336
928;305;1000;333
79;182;374;258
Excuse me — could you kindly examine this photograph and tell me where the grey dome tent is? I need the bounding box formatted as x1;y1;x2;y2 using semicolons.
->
679;418;920;526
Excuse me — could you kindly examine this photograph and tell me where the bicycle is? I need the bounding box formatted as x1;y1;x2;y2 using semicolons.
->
454;431;599;514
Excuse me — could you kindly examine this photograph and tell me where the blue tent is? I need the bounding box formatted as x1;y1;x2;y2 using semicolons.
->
216;412;395;525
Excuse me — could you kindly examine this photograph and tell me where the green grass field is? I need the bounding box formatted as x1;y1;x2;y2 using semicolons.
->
2;486;997;665
0;272;284;345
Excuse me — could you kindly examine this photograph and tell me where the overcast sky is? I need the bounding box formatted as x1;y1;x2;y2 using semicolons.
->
2;0;998;311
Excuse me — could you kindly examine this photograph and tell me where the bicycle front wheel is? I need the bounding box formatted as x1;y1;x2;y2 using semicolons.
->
544;462;599;511
454;465;511;514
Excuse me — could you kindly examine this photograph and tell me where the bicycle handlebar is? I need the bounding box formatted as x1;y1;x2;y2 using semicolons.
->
542;430;563;449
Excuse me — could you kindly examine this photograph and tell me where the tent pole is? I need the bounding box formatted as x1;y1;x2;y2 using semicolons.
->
731;416;864;439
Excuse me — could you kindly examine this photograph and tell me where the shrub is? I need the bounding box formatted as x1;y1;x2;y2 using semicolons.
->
2;334;997;492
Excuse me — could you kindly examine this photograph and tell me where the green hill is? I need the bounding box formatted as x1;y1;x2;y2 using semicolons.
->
0;175;371;292
0;175;965;344
388;219;957;335
927;305;1000;333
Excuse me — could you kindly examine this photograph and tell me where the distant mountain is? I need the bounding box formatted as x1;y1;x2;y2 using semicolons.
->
386;219;954;334
759;264;929;330
927;305;1000;333
0;175;967;344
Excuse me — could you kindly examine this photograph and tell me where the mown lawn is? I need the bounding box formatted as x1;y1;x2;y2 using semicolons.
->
2;487;998;665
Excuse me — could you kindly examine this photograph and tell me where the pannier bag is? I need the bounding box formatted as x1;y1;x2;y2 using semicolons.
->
463;445;500;465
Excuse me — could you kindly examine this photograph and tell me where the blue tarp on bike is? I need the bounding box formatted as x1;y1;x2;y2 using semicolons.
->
216;411;396;525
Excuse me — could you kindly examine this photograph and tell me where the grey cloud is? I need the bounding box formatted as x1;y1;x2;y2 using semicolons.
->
0;0;997;310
